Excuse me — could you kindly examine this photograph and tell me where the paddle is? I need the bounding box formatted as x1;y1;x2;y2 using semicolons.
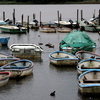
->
92;24;100;35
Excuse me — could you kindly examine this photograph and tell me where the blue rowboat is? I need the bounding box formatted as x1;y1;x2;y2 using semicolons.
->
0;71;11;86
0;59;34;78
0;52;20;66
49;50;78;66
77;58;100;75
78;69;100;95
75;50;100;61
0;37;10;46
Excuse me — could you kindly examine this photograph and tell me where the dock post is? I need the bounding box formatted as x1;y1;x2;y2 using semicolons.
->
59;13;62;21
93;9;95;18
40;11;42;26
3;12;5;21
57;11;60;27
13;9;15;25
33;13;35;20
99;10;100;25
76;9;79;30
27;15;29;32
21;14;23;27
81;10;83;21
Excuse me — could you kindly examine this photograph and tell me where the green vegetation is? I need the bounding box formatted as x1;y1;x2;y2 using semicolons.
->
0;0;100;4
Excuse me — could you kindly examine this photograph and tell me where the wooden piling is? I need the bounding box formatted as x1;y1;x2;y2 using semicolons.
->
40;11;42;26
13;9;15;25
27;15;29;32
59;13;62;21
76;9;79;29
57;11;60;27
93;9;95;18
21;14;23;26
81;10;83;21
33;13;35;20
3;12;5;21
99;10;100;25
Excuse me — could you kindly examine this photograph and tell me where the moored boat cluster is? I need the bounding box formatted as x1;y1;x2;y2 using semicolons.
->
1;9;100;97
0;43;43;86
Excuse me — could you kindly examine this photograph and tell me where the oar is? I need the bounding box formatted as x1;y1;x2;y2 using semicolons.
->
92;24;100;35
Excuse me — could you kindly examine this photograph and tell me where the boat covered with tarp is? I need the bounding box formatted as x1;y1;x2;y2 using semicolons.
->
59;30;96;54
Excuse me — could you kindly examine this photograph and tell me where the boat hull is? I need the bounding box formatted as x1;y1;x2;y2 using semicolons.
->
0;72;11;86
57;27;72;33
0;59;34;78
78;69;100;94
39;27;56;33
9;44;43;58
79;86;100;94
0;58;20;66
49;51;78;66
0;26;27;33
75;51;100;61
77;59;100;75
0;37;10;46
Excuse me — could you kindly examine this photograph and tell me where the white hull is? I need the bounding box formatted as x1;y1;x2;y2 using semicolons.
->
75;51;100;61
78;69;100;94
77;59;100;75
39;27;56;33
9;44;43;58
0;72;11;86
49;51;78;66
0;60;34;78
3;67;33;78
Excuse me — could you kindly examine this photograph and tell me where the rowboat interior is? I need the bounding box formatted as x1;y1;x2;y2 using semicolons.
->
51;52;75;59
79;71;100;84
78;59;100;69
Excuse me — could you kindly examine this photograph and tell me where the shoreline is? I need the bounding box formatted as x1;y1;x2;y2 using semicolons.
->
0;2;100;4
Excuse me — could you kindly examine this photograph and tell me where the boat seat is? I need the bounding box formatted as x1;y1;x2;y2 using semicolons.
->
84;79;100;83
65;56;69;58
81;64;84;68
81;66;100;69
10;66;27;69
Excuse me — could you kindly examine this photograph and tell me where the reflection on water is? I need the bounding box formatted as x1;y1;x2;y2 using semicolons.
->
49;64;76;72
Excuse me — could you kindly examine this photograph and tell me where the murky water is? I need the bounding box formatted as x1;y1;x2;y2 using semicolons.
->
0;4;100;100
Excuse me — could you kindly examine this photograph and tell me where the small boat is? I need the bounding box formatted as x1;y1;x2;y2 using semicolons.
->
43;22;56;28
0;52;20;66
0;59;34;78
0;25;27;33
16;20;39;29
77;58;100;75
75;51;100;61
49;51;78;66
54;20;73;28
39;26;56;33
79;19;100;32
59;30;96;54
56;26;72;33
0;37;10;46
9;44;43;58
78;69;100;95
0;71;11;86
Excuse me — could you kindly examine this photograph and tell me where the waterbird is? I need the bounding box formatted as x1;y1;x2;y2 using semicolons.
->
89;97;93;100
50;91;56;96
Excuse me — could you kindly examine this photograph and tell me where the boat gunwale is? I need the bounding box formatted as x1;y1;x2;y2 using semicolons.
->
0;71;11;80
77;58;100;72
49;50;78;60
0;59;34;71
78;69;100;87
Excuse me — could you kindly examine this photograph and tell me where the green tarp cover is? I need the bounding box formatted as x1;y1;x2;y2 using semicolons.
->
60;30;96;54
